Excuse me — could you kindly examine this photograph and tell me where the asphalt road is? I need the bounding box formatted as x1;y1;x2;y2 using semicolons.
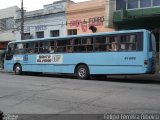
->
0;72;160;118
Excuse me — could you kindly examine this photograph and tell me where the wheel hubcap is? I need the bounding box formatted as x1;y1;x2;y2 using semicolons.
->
15;66;20;73
78;68;86;78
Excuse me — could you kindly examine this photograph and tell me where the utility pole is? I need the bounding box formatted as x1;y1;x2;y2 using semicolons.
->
21;0;24;40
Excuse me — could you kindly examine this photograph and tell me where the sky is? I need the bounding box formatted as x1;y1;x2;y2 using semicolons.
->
0;0;88;11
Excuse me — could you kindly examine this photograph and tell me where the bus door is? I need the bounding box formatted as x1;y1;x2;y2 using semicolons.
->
5;43;15;61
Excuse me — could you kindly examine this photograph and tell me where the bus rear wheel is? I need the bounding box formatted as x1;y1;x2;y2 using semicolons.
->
14;64;22;75
75;65;90;80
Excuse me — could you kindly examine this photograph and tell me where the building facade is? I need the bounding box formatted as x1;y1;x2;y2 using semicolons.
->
0;6;20;50
15;0;67;40
113;0;160;56
0;6;20;68
66;0;114;35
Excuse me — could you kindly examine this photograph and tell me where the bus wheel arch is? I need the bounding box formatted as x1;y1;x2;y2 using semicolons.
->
75;63;90;80
13;63;22;75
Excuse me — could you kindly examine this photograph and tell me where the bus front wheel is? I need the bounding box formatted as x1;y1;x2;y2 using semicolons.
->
75;65;90;80
14;64;22;75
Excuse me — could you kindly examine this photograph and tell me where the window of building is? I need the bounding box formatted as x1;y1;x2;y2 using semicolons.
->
116;0;160;11
24;33;32;40
0;18;14;30
36;31;44;38
153;0;160;6
68;29;77;35
116;0;126;10
50;30;59;37
127;0;138;9
140;0;151;8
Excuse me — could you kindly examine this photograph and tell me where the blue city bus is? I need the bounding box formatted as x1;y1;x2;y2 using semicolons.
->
4;29;156;79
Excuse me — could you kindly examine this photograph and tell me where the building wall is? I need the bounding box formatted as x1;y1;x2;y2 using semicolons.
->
0;6;19;49
15;0;67;40
105;0;115;28
66;0;114;35
0;6;19;19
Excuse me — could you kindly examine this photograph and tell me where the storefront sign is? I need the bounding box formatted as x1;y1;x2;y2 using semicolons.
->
36;54;63;64
24;25;47;32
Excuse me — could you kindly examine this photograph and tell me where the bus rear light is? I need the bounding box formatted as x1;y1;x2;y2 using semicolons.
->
144;60;148;65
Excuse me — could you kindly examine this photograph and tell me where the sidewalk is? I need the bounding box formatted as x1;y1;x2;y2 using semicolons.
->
0;68;5;73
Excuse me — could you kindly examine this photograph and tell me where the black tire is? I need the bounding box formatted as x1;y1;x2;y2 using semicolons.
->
14;64;22;75
75;65;90;80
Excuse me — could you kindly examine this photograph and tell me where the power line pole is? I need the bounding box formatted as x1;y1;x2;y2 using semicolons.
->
21;0;24;40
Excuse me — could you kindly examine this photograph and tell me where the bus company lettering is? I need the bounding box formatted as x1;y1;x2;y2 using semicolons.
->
36;54;63;64
37;55;51;63
52;55;61;62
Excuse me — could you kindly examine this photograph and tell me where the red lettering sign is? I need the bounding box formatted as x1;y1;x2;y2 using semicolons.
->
69;16;104;32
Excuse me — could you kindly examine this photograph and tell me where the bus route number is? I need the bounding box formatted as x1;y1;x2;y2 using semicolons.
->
124;57;136;60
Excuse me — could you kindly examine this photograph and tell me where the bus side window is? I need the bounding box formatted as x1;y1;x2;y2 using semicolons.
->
34;42;39;53
15;43;24;54
128;35;136;51
39;41;50;53
106;36;118;51
111;42;118;51
50;47;55;53
56;40;66;53
82;37;93;52
74;38;81;45
43;41;50;53
66;46;73;53
94;36;106;51
66;39;73;53
74;38;81;52
49;41;55;53
39;42;43;53
119;35;128;51
128;43;133;51
119;34;137;51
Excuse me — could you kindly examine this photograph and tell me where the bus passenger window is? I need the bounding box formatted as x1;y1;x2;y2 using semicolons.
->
87;38;92;44
74;38;81;45
111;42;118;51
66;46;73;53
105;36;118;51
129;35;136;42
120;44;126;50
49;47;54;53
95;36;106;44
87;45;93;52
66;39;73;45
106;45;111;51
128;44;133;51
29;49;33;53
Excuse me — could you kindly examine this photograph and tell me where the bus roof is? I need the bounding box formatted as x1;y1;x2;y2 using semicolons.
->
9;29;148;44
